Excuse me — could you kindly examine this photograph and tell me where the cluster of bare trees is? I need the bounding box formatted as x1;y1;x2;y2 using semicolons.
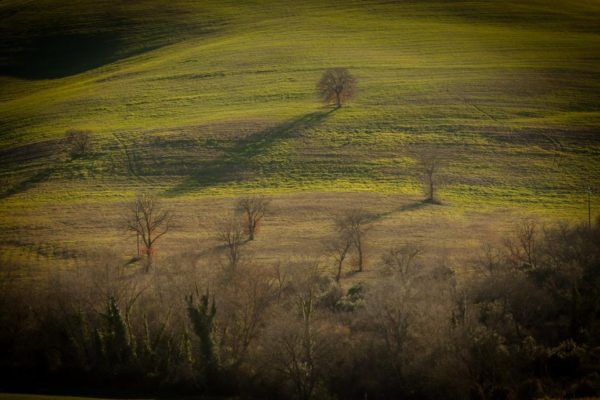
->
1;216;600;399
215;195;270;274
124;194;271;274
329;209;372;280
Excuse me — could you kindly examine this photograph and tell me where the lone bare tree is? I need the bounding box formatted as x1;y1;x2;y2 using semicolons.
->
415;149;444;204
317;67;356;108
65;129;92;158
236;195;271;241
334;209;372;272
125;193;173;272
216;216;245;273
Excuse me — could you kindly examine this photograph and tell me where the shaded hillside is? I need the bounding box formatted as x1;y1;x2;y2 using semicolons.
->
0;0;224;79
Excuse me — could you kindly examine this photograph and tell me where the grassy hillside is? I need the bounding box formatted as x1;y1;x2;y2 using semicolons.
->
0;0;599;264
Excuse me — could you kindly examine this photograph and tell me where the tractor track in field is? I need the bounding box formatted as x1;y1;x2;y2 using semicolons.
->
470;100;566;167
453;90;566;167
538;131;565;167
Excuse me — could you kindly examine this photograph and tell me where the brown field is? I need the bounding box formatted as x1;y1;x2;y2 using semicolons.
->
1;190;545;285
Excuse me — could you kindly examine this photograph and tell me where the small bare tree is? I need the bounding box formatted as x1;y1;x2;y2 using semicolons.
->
334;209;372;272
65;129;92;158
415;149;443;204
216;216;245;273
326;232;353;282
316;67;357;108
236;195;271;241
504;219;538;270
381;244;421;283
125;193;173;272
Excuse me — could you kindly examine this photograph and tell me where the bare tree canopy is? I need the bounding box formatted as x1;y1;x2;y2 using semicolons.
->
236;195;271;241
327;232;353;282
333;208;373;272
125;193;173;272
504;219;539;270
381;244;422;283
65;129;92;158
316;67;356;108
414;148;444;204
216;215;245;273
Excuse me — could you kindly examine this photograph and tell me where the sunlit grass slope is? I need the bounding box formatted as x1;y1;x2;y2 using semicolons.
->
0;0;599;259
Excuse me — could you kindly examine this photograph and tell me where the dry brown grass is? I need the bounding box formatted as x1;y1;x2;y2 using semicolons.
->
1;191;541;287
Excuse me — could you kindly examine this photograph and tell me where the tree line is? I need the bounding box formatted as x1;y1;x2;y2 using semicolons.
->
1;204;599;399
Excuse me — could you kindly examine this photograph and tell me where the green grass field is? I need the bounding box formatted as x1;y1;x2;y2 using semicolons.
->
1;0;599;267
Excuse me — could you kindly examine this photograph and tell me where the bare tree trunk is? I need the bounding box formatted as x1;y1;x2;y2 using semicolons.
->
236;196;270;241
335;242;350;282
428;174;434;203
335;91;341;108
145;247;153;273
336;259;344;282
356;242;364;272
248;221;255;241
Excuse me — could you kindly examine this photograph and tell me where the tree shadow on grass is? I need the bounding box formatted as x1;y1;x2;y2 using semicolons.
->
370;199;440;222
398;200;432;212
165;109;335;196
0;167;56;200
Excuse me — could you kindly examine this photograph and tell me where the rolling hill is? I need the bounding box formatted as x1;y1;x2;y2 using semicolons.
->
0;0;599;264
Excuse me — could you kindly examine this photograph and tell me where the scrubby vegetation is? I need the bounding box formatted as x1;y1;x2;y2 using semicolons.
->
1;215;599;399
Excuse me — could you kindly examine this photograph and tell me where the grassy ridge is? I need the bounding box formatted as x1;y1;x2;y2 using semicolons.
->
0;0;599;261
